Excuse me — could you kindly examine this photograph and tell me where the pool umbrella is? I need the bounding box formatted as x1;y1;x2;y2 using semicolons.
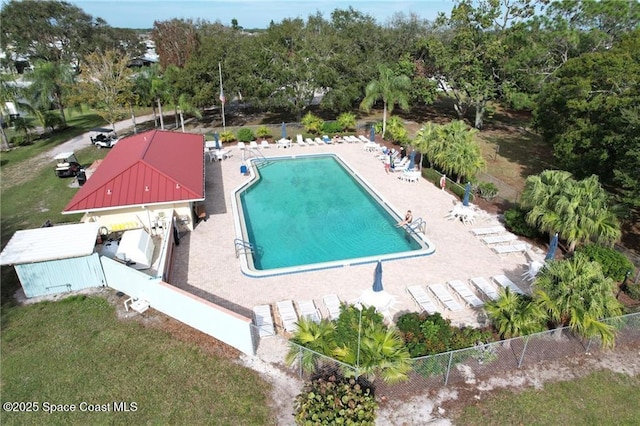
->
545;233;559;260
463;182;471;206
214;132;220;149
281;122;287;140
370;127;375;142
408;150;416;170
372;261;383;292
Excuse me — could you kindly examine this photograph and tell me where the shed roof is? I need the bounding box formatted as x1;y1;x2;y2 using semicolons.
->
63;130;205;213
0;223;100;265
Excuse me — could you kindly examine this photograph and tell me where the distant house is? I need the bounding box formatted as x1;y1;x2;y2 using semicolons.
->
63;129;205;234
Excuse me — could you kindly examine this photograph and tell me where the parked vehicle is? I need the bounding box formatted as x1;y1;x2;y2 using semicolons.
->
90;127;119;148
54;151;83;178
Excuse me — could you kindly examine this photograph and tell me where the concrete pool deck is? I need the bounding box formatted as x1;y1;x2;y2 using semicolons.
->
171;140;544;332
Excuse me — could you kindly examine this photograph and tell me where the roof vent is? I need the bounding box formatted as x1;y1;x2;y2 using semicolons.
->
175;183;181;189
145;186;150;192
107;189;112;195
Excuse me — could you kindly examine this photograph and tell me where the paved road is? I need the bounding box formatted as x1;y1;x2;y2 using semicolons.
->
48;114;157;158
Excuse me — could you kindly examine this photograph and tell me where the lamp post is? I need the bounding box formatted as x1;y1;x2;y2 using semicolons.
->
354;303;363;377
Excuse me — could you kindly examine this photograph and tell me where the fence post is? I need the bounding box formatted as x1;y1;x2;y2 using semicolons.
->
585;338;593;354
517;336;529;368
444;352;453;385
298;346;303;378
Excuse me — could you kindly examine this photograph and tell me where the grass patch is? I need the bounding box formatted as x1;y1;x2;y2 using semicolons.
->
1;113;106;166
1;296;273;425
454;370;640;425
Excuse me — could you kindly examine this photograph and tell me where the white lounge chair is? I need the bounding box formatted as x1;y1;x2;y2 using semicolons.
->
358;135;370;143
305;137;316;145
237;141;246;150
249;140;259;149
447;280;484;308
522;260;545;282
428;283;463;311
322;294;341;321
407;285;438;314
492;274;525;295
260;140;271;149
492;243;530;255
276;138;291;149
470;277;500;301
390;157;410;172
480;233;518;245
276;300;299;333
296;134;307;146
253;305;276;337
399;171;421;183
297;300;321;323
472;226;506;236
314;137;324;145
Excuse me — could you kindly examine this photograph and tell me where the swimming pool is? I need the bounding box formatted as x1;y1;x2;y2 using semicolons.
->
233;154;434;277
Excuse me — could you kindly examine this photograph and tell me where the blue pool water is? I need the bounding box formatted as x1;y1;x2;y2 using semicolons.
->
238;155;426;271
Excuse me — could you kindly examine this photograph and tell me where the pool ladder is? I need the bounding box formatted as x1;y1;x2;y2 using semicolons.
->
234;238;254;258
248;148;272;168
405;217;426;235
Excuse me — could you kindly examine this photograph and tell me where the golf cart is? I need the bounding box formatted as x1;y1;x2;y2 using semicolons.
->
90;127;119;148
54;151;83;178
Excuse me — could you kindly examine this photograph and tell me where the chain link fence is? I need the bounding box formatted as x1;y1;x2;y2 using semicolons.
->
275;312;640;398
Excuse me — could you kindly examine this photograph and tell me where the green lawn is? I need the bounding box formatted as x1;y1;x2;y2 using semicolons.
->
453;370;640;425
0;296;273;425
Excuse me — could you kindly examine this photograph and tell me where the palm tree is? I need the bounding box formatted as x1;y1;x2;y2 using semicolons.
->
434;120;484;182
285;318;336;372
25;61;75;127
177;93;202;132
133;65;161;127
11;116;36;143
286;305;412;384
411;122;443;169
534;254;623;347
521;170;621;252
360;65;411;139
485;288;545;340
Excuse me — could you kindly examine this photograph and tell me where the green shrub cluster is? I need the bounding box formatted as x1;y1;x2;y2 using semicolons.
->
336;112;356;131
503;207;541;239
9;134;28;146
575;244;635;282
624;282;640;301
219;130;236;143
236;127;255;142
477;182;498;200
301;112;324;134
396;312;493;357
294;367;377;425
321;121;343;134
256;125;271;138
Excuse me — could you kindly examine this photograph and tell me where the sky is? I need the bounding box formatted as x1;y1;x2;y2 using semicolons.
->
70;0;456;29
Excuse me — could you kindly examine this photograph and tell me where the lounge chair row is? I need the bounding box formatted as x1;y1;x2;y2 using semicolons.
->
407;275;527;314
252;295;343;336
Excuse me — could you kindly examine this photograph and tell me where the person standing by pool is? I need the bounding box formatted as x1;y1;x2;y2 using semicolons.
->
384;155;391;174
396;210;413;227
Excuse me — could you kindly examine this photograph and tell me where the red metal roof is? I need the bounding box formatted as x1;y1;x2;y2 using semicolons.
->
64;130;204;213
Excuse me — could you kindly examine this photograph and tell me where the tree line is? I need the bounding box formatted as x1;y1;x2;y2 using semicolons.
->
1;0;638;205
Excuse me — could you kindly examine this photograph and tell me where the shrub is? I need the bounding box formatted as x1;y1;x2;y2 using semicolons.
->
477;182;498;200
397;312;493;357
256;126;271;138
9;134;28;146
321;121;342;135
301;112;324;134
503;207;540;239
236;127;255;142
293;367;377;425
576;244;635;282
219;130;236;143
624;282;640;301
336;112;356;131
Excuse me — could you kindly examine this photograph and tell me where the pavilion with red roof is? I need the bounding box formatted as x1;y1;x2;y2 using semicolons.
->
63;129;205;232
